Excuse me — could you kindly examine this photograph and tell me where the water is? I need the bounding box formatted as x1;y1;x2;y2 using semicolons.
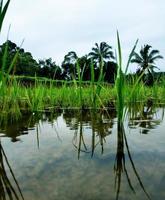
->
0;105;165;200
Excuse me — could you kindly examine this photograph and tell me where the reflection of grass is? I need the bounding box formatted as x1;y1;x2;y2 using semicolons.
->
0;141;24;200
128;101;163;134
71;110;113;158
114;122;151;200
69;108;152;199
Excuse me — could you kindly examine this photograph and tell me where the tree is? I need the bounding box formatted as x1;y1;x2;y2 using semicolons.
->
17;51;39;76
104;61;117;83
0;40;39;76
38;58;62;79
131;44;163;86
88;42;114;64
88;42;115;82
61;51;78;80
77;55;91;81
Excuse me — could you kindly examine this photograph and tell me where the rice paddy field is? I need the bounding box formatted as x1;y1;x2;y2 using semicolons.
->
1;51;165;200
1;1;165;200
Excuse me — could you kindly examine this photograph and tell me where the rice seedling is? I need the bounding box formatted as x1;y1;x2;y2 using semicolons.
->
115;31;140;123
89;58;105;109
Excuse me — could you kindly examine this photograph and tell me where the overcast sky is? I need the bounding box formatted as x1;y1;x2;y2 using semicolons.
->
1;0;165;72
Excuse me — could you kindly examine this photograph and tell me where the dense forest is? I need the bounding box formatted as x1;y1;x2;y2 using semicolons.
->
0;40;163;85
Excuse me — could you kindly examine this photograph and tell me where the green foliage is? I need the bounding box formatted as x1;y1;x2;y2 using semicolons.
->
0;40;39;76
131;44;163;86
38;58;62;79
61;51;78;80
88;42;114;64
115;31;124;122
115;31;139;122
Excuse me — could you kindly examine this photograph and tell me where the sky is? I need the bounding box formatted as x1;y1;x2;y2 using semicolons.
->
1;0;165;72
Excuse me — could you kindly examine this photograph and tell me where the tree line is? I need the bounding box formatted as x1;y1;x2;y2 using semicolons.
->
0;40;163;85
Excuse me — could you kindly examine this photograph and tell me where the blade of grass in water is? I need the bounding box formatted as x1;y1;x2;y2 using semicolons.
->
115;31;139;120
125;39;138;74
115;31;124;122
76;60;83;108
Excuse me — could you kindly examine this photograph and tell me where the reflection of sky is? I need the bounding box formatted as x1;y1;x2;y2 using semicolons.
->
1;110;165;200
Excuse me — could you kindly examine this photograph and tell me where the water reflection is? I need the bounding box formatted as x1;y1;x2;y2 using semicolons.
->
65;109;152;200
0;110;63;142
0;104;164;199
0;141;24;200
114;122;151;200
128;101;163;134
0;104;163;141
66;109;115;158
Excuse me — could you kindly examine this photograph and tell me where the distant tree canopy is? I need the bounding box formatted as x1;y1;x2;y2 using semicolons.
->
0;40;39;76
61;51;78;80
38;58;62;80
0;40;163;85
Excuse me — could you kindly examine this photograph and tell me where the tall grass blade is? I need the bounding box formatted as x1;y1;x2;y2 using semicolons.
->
0;0;10;33
115;31;124;122
125;39;138;74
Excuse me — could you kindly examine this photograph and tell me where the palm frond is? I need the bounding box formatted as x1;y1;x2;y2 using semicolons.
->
150;55;163;63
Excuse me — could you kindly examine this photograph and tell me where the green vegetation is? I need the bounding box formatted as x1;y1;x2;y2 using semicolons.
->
0;0;164;121
1;80;165;112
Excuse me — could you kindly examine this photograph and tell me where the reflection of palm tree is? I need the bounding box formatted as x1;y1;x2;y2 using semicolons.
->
0;141;24;200
131;45;163;85
114;122;151;200
128;102;162;134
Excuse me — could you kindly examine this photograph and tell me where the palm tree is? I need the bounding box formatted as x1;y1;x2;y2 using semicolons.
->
88;42;114;64
62;51;78;80
88;42;115;82
131;44;163;85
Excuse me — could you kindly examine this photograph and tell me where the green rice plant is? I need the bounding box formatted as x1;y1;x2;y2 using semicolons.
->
115;31;124;123
90;59;96;107
0;0;10;33
25;86;45;112
156;78;165;103
8;78;21;117
89;58;105;109
0;77;22;123
115;31;139;123
0;0;25;120
76;60;85;108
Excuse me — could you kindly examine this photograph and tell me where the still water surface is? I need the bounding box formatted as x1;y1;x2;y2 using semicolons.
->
0;105;165;200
